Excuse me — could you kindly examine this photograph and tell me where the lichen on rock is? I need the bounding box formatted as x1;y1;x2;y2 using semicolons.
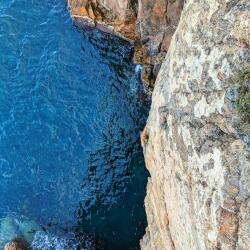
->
231;68;250;136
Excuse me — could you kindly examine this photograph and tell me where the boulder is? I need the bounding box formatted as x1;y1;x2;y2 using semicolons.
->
4;238;29;250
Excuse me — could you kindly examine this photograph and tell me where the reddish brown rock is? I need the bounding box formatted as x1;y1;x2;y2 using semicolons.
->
4;239;29;250
218;209;239;249
68;0;184;89
68;0;137;41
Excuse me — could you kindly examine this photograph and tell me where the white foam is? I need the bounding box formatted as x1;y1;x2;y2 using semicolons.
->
135;64;142;74
31;231;94;250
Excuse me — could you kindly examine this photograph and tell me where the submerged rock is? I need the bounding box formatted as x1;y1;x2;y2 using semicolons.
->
0;217;20;246
18;219;42;243
0;216;42;248
4;238;29;250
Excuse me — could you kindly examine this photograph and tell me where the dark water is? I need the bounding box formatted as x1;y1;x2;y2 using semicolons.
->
0;0;149;249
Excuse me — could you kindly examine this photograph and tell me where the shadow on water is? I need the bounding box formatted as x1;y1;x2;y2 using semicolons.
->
72;29;150;250
0;1;150;249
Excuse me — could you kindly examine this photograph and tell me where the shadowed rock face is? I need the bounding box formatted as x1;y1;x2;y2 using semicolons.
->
67;0;184;91
135;0;184;89
141;0;250;249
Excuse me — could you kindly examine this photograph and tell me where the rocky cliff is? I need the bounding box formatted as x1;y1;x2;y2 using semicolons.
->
141;0;250;249
68;0;250;249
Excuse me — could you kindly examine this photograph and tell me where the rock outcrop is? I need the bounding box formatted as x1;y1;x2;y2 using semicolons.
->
4;239;29;250
67;0;184;91
68;0;137;41
0;216;41;249
141;0;250;249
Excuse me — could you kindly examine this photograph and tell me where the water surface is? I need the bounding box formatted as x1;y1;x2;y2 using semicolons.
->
0;0;149;249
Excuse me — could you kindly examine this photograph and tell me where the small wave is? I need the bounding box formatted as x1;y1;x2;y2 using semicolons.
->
0;0;16;11
31;231;94;250
135;64;142;74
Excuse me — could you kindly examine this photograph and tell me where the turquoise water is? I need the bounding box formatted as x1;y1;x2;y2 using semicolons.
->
0;0;149;249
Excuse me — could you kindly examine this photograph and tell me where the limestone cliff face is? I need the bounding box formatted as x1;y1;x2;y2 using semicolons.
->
135;0;184;89
141;0;250;249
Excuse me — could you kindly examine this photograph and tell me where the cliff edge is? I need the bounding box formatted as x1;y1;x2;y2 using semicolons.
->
141;0;250;249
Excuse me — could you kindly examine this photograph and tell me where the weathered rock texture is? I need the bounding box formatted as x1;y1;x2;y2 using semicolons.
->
68;0;137;41
135;0;184;89
68;0;184;91
141;0;250;249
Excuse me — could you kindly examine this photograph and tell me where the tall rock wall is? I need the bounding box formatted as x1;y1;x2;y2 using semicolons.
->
141;0;250;249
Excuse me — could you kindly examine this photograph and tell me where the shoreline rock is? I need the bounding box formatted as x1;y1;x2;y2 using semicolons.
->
0;216;42;249
68;0;137;42
67;0;184;92
4;238;29;250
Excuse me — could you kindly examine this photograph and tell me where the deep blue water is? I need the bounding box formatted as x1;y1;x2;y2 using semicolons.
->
0;0;149;249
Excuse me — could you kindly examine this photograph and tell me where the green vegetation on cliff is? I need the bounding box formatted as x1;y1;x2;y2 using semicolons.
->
233;68;250;135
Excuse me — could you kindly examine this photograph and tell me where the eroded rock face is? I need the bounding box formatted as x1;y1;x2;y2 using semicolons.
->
135;0;184;89
141;0;250;249
68;0;137;41
67;0;184;90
